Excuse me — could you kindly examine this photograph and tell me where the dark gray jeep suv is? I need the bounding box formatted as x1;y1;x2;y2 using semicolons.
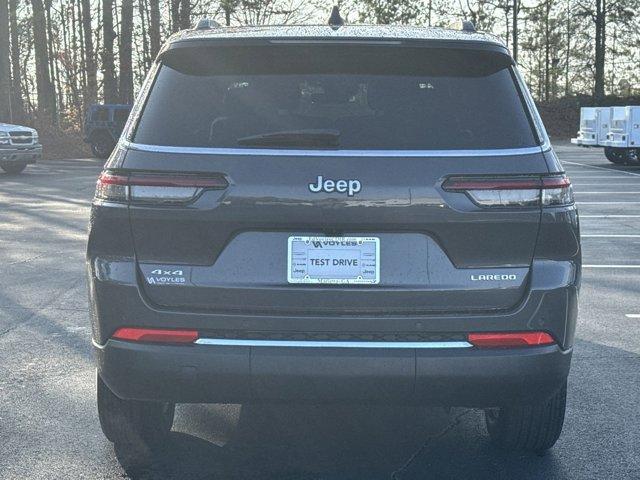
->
87;21;580;462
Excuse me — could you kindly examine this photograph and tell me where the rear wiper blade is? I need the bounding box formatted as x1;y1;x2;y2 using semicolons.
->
237;129;340;147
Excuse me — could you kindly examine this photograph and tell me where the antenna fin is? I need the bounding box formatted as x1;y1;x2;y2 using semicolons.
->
328;6;344;28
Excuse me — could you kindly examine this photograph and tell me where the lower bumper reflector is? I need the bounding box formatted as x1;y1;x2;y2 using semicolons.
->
112;327;199;344
468;331;555;348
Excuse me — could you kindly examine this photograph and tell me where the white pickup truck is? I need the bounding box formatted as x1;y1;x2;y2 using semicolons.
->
572;106;640;164
0;122;42;174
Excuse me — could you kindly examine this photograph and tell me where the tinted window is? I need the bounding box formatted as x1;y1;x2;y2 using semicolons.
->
93;108;110;122
133;46;537;150
113;109;130;124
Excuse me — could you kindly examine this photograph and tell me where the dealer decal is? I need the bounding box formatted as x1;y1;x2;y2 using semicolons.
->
145;268;187;285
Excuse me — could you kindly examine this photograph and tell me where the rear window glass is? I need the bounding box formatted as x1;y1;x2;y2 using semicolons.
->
132;46;538;150
113;109;130;124
92;108;110;122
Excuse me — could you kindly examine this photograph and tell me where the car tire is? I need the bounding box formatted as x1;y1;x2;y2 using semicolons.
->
97;372;174;467
603;147;628;164
484;382;567;453
1;162;27;174
90;132;116;159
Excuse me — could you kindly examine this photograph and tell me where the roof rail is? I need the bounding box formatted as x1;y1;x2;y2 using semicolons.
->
461;20;476;32
195;18;221;30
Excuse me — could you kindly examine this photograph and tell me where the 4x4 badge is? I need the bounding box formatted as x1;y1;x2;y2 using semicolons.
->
309;175;362;197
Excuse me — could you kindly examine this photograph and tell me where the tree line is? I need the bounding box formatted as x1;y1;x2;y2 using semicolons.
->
0;0;638;129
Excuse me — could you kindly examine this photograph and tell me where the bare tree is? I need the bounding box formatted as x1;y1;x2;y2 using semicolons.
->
221;0;239;25
233;0;314;25
81;0;97;107
577;0;636;103
9;0;25;122
5;0;640;129
179;0;191;28
149;0;161;57
455;0;496;32
102;0;117;103
119;0;133;103
512;0;519;62
170;0;180;32
0;0;11;120
136;0;148;70
44;0;61;121
170;0;192;31
31;0;57;120
357;0;422;24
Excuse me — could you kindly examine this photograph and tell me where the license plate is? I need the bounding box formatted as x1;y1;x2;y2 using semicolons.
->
287;236;379;284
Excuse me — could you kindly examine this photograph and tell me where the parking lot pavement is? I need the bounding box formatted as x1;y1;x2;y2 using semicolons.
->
0;147;639;480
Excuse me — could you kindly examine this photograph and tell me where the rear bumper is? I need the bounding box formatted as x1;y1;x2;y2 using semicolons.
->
0;145;42;163
603;135;630;148
571;136;598;146
95;338;571;406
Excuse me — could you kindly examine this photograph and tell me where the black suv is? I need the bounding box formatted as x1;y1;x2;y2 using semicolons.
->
87;21;580;463
83;104;132;159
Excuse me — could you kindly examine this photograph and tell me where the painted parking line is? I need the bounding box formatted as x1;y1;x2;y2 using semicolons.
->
566;172;638;175
570;167;640;171
581;235;640;238
563;171;640;176
566;176;638;180
563;167;633;170
580;215;640;218
583;265;640;268
574;192;640;194
565;171;635;180
577;202;640;205
562;161;640;177
565;170;640;174
625;314;640;318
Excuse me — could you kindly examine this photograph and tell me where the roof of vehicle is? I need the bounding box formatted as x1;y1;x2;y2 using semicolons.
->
0;122;36;132
166;24;505;49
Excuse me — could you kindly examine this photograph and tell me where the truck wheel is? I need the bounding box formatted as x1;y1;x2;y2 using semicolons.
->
90;132;116;159
484;382;567;453
627;149;640;165
604;147;628;164
1;162;27;174
97;373;174;467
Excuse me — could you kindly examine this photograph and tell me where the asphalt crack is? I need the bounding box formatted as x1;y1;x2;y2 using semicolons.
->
0;278;84;340
389;410;472;480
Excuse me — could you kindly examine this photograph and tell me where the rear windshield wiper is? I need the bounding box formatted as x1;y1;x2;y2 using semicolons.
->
237;129;340;148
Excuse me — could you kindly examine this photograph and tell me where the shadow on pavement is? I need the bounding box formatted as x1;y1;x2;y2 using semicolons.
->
117;402;570;480
107;338;640;480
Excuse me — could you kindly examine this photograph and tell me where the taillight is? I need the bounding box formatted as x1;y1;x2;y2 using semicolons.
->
442;175;573;207
112;327;199;344
540;176;573;206
95;172;128;202
468;331;555;348
95;172;228;204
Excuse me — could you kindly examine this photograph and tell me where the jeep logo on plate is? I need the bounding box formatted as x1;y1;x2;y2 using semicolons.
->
309;175;361;197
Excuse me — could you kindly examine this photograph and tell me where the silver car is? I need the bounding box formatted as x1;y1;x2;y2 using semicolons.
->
0;122;42;174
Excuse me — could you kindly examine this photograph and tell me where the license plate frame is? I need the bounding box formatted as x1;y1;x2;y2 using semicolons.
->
287;236;380;285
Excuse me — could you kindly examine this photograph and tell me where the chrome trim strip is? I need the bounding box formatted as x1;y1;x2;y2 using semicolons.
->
269;40;404;45
194;338;473;349
123;141;543;158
